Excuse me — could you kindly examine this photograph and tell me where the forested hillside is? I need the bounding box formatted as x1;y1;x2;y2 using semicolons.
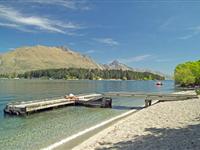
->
17;68;165;80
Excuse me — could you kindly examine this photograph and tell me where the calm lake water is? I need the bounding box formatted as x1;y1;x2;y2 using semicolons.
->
0;79;175;150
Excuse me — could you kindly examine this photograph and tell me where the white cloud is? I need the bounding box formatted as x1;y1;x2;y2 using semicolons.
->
94;38;119;46
0;4;81;34
178;34;194;40
0;22;19;28
28;0;90;10
119;54;152;63
178;26;200;40
0;22;37;33
160;17;175;30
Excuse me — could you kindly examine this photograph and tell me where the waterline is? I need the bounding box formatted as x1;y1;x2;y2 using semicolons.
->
43;100;160;150
42;108;139;150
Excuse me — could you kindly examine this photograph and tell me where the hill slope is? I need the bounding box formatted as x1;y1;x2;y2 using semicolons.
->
0;45;102;74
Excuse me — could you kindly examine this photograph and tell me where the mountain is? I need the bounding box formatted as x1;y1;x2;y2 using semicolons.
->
0;45;169;79
103;60;170;79
0;45;102;74
133;68;172;79
102;60;134;71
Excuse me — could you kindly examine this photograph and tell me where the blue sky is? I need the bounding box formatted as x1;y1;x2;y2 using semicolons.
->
0;0;200;75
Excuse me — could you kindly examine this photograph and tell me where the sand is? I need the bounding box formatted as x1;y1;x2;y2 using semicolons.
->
73;91;200;150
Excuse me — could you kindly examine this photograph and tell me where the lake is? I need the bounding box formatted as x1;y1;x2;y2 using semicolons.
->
0;79;175;150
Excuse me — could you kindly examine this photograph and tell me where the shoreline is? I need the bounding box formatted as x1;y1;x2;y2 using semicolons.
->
42;108;139;150
42;90;198;150
73;90;200;150
0;78;167;81
42;100;160;150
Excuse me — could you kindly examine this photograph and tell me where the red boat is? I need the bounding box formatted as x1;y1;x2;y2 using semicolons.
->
156;81;163;86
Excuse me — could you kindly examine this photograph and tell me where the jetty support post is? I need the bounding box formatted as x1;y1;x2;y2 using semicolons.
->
145;96;152;107
101;97;112;108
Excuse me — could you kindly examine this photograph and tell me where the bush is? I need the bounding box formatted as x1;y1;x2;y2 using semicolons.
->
174;60;200;87
195;89;200;95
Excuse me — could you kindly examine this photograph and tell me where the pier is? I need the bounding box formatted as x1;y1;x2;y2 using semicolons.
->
4;91;198;116
4;94;112;115
103;92;198;107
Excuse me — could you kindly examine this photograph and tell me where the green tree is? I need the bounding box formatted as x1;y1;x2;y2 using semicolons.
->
175;60;200;86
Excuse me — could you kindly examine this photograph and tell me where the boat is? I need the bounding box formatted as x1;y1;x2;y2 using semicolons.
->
156;81;163;86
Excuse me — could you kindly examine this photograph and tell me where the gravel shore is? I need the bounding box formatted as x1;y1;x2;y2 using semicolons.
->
73;91;200;150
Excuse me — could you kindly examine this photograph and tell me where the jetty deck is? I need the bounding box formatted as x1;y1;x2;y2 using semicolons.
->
104;91;198;98
4;91;198;115
4;94;112;115
104;92;198;107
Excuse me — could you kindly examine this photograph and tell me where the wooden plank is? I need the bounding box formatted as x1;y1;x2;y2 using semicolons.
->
104;92;197;108
78;94;102;100
26;101;74;112
4;93;106;115
104;92;198;98
14;98;70;108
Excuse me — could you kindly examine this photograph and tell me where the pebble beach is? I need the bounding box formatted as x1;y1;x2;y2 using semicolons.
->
73;91;200;150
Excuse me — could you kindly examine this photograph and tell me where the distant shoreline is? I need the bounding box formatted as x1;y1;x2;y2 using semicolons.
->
0;78;166;81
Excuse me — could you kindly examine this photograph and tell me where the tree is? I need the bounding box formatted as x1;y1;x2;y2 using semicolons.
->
17;68;165;81
174;60;200;86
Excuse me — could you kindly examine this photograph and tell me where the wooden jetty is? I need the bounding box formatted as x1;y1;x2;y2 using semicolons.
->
104;92;198;107
4;91;198;115
4;94;112;115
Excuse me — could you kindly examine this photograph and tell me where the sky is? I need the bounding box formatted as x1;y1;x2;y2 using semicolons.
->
0;0;200;75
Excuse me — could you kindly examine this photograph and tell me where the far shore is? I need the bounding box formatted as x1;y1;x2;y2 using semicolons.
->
0;77;167;81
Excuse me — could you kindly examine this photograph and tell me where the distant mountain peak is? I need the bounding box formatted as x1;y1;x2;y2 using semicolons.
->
103;60;134;71
110;60;120;65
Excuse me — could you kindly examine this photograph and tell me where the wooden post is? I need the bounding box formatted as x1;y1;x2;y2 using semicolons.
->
145;100;148;107
148;100;152;106
145;97;149;107
145;96;152;107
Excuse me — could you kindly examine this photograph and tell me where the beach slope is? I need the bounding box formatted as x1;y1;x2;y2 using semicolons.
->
73;95;200;150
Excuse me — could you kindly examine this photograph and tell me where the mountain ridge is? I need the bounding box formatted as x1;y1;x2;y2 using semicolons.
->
0;45;168;78
0;45;102;74
103;60;170;79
